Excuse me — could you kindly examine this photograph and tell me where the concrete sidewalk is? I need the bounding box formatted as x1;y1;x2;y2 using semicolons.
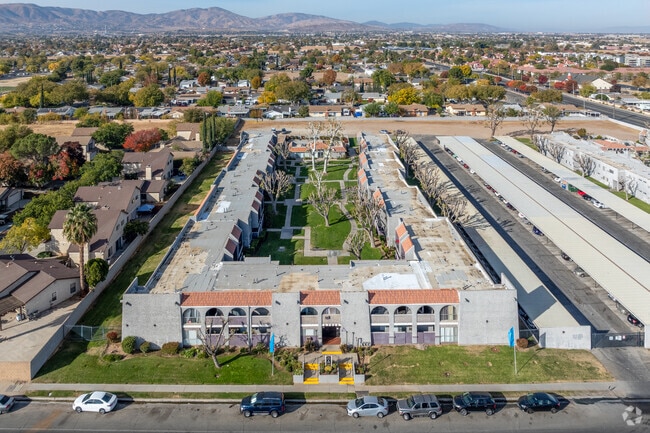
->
5;380;649;401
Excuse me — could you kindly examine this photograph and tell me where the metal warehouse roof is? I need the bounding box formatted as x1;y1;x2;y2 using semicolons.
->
440;136;650;327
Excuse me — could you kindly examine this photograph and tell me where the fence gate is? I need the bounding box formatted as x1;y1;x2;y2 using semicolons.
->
591;332;645;348
65;325;116;342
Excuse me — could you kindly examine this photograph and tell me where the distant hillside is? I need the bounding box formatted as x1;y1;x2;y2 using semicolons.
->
0;3;502;34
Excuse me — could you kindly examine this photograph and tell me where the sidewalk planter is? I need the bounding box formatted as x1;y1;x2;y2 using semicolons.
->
353;362;366;384
293;373;304;384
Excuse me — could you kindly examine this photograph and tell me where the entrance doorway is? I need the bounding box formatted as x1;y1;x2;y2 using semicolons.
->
322;325;341;345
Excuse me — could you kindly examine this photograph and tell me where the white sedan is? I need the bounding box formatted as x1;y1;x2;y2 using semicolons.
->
72;391;118;414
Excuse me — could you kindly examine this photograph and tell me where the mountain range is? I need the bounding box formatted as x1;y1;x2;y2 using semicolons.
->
0;3;506;34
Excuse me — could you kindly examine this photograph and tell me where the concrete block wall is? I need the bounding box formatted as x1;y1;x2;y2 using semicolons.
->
458;289;518;346
271;292;301;347
122;293;183;349
539;326;592;350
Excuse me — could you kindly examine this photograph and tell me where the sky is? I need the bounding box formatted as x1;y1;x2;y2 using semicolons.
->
0;1;648;32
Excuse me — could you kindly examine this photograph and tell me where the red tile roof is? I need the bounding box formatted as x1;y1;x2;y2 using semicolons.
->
368;289;458;305
395;222;407;239
401;236;414;253
182;291;273;307
300;290;340;305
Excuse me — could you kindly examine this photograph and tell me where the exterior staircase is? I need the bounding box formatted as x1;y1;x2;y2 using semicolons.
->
303;363;319;384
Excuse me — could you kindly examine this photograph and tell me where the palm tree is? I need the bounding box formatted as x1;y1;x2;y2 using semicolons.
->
63;203;98;296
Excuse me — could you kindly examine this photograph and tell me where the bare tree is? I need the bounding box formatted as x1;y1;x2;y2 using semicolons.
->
484;104;506;137
260;170;294;214
322;118;343;174
414;162;445;206
399;138;419;178
393;129;410;149
573;153;595;177
542;105;562;133
347;231;366;259
197;316;232;370
308;186;338;227
620;174;638;200
348;184;384;246
307;121;325;171
439;192;468;224
547;141;566;163
522;103;545;142
534;135;550;156
273;137;292;170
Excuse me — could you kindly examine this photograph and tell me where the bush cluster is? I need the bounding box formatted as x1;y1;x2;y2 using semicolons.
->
516;338;529;349
140;341;151;354
161;342;180;355
121;336;137;354
276;348;302;374
106;331;119;343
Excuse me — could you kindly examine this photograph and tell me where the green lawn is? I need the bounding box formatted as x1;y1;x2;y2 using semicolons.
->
254;231;297;265
300;182;342;201
81;154;230;328
34;341;291;385
290;203;308;227
310;206;350;250
34;342;609;387
365;345;611;385
264;204;287;229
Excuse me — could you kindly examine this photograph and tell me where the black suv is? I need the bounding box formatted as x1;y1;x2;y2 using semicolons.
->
397;394;443;420
240;392;285;418
453;392;497;416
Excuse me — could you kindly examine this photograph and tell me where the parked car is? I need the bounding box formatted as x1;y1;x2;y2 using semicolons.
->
397;394;442;420
72;391;118;414
592;200;606;209
347;396;389;418
240;392;285;417
574;266;587;277
453;392;497;416
554;177;562;183
560;252;571;261
0;394;15;414
517;392;561;414
627;314;644;328
532;226;543;236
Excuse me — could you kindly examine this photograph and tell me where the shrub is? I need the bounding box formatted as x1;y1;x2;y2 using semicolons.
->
181;347;199;358
106;331;119;343
239;346;250;354
516;338;529;349
121;336;137;354
304;338;318;352
161;341;180;355
140;341;151;354
103;354;123;362
252;342;268;355
340;344;352;353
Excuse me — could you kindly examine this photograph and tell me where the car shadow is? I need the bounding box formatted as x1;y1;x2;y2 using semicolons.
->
490;391;508;413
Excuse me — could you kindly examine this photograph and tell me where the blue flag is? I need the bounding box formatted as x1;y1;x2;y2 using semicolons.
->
269;333;275;353
508;327;515;347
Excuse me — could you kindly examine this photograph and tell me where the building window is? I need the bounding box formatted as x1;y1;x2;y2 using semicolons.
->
371;306;388;315
51;292;57;302
301;307;318;316
183;308;200;324
371;326;387;333
440;305;458;321
396;325;411;333
70;283;77;294
439;326;458;343
394;306;411;315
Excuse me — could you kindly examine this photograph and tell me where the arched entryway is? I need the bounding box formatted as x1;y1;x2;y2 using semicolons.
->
321;307;341;345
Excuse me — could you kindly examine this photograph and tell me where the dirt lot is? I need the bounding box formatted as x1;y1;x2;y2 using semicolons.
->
1;116;641;142
242;116;642;141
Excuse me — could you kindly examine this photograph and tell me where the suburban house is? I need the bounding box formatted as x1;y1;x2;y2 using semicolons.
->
399;103;429;117
0;187;23;212
122;148;174;181
175;123;202;142
445;104;487;116
48;181;144;263
55;135;97;162
87;106;123;119
0;254;79;322
36;106;75;119
308;105;351;117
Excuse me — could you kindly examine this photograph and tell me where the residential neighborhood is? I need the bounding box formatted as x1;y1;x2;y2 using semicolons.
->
0;6;649;430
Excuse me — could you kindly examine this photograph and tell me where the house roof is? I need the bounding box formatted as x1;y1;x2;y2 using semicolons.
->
0;254;78;311
181;291;273;307
368;289;459;305
300;290;341;306
71;127;98;136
